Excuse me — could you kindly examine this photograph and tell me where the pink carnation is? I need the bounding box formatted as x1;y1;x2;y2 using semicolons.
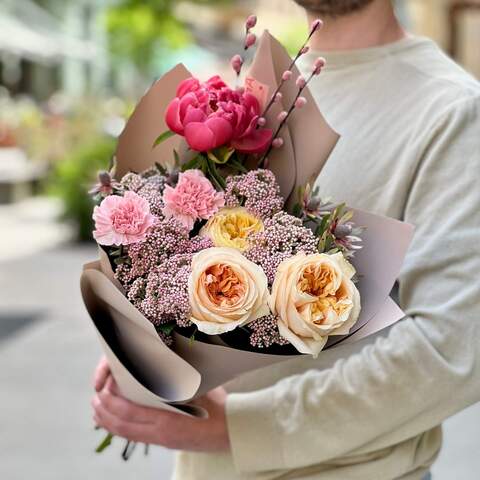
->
93;191;156;246
162;169;224;230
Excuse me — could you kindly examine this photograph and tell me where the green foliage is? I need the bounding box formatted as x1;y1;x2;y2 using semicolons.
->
276;21;309;56
105;0;233;75
47;136;116;242
105;1;191;74
152;130;176;148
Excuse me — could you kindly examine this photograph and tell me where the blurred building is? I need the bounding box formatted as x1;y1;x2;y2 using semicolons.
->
0;0;111;100
407;0;480;77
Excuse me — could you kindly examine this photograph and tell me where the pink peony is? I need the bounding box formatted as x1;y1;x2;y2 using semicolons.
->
93;191;156;246
162;169;225;230
165;75;273;154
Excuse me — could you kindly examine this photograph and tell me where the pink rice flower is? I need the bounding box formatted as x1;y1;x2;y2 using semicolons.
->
165;75;272;154
162;169;225;230
93;191;156;246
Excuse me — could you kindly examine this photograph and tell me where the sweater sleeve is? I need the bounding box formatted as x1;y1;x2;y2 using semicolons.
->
225;96;480;473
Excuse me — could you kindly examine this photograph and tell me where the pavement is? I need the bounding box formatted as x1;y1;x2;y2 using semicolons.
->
0;197;479;480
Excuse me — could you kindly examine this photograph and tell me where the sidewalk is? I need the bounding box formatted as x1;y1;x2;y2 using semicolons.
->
0;244;173;480
0;199;478;479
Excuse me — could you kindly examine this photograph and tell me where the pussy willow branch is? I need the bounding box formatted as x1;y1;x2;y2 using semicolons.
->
258;71;315;168
261;27;317;118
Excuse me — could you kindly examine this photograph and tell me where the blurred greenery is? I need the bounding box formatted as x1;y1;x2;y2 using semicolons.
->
276;21;309;56
105;0;232;75
47;136;116;242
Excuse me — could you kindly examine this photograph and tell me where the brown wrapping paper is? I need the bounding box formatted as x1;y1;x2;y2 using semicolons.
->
81;32;414;415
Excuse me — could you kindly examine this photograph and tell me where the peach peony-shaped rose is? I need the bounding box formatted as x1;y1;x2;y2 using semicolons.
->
162;169;225;230
93;191;156;246
188;247;270;335
270;252;361;356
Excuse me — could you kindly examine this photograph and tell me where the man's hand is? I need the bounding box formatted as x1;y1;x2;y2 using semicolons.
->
93;356;111;392
91;358;230;453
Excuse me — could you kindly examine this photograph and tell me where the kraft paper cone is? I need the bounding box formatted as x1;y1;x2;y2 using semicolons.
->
112;64;192;179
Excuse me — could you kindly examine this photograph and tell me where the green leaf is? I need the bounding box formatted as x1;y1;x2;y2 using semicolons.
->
96;433;114;453
339;209;353;224
207;146;235;164
181;155;202;172
292;203;302;218
154;162;167;176
173;149;180;166
315;215;329;237
152;130;176;148
157;322;176;335
229;158;248;173
205;157;226;190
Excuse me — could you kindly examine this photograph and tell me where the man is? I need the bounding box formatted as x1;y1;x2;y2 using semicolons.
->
92;1;480;478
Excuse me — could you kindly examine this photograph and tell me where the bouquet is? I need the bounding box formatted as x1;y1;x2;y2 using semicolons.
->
81;16;413;456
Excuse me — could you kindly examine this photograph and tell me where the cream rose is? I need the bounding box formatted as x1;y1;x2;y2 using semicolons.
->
200;207;263;252
270;252;361;356
188;247;270;334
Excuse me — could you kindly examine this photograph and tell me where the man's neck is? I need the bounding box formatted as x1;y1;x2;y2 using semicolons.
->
307;1;406;51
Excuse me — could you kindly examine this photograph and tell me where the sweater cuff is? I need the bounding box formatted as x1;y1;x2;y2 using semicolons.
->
226;388;286;473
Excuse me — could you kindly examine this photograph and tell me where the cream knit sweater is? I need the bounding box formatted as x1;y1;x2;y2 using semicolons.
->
173;36;480;480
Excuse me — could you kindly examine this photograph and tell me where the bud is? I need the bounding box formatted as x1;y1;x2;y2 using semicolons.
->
334;224;353;238
300;46;310;55
257;117;267;127
277;111;288;122
245;14;257;30
296;75;307;89
307;198;321;211
98;171;112;186
282;70;292;81
274;92;283;103
230;54;243;75
310;18;323;34
312;57;326;75
295;97;307;109
244;32;257;50
272;137;284;149
167;170;179;186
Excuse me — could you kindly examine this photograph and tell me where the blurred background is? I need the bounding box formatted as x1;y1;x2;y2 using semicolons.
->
1;1;479;479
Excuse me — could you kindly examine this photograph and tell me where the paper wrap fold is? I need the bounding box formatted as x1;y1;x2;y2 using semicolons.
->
81;32;414;416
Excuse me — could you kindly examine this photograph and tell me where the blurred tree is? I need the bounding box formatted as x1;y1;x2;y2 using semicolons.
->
105;0;232;76
48;136;116;241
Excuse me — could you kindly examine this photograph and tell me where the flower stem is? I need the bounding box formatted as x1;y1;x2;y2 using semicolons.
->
122;440;137;461
258;72;315;168
95;432;114;453
261;28;317;119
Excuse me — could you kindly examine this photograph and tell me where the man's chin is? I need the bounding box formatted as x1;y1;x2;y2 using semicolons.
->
293;0;375;16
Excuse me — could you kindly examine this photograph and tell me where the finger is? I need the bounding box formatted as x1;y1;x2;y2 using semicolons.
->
94;357;110;392
93;396;157;443
97;389;162;424
105;376;120;395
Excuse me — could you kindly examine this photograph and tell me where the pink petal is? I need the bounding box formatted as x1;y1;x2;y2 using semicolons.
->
184;121;216;152
176;77;201;98
204;117;233;149
165;98;183;134
242;93;260;114
183;105;207;126
178;93;198;120
206;75;227;90
232;128;273;154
